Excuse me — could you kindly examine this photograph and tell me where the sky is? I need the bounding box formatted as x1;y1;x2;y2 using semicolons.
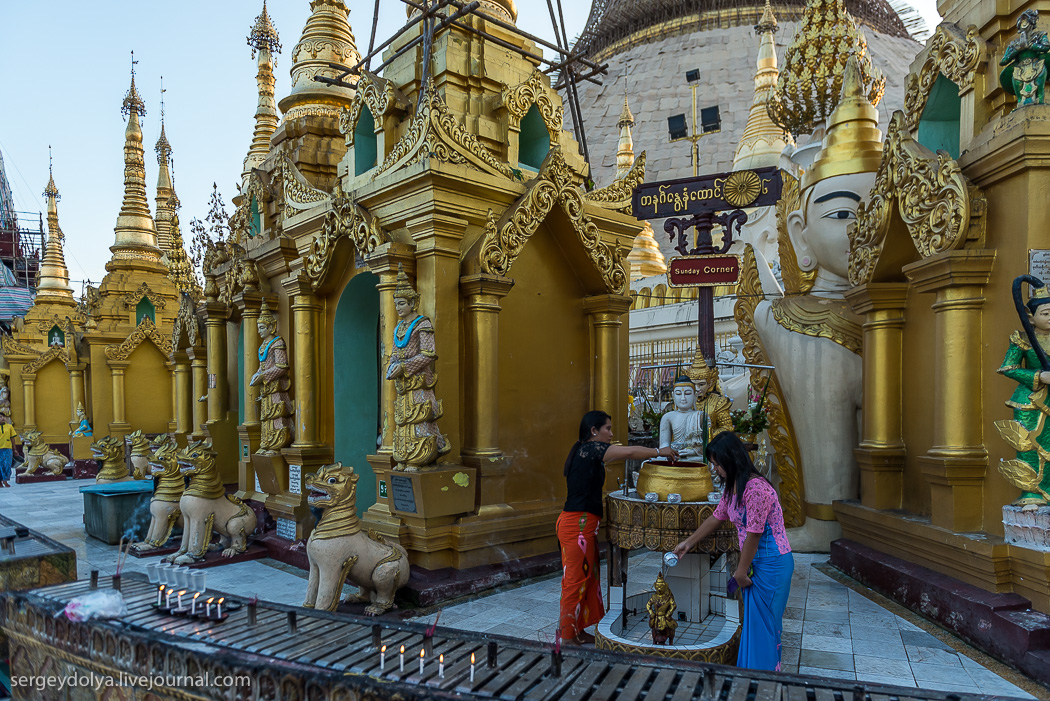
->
0;0;941;291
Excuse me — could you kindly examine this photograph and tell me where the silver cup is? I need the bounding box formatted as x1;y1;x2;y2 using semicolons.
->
663;552;679;568
644;492;659;502
667;493;682;503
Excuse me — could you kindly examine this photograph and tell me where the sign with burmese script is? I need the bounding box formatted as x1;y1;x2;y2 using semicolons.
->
667;255;740;287
632;166;782;219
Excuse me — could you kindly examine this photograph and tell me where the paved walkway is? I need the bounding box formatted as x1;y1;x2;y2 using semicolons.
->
0;480;1044;698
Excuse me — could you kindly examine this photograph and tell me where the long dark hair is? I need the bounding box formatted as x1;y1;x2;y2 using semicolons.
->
564;410;612;476
705;432;766;505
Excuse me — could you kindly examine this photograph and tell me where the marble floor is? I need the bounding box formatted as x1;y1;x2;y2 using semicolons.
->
0;479;1045;699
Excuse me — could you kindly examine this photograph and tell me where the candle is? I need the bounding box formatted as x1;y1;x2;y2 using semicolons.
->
399;645;405;672
217;598;224;618
165;588;174;608
206;597;214;617
419;648;425;675
177;590;186;609
470;652;475;683
157;585;165;606
192;592;200;614
439;654;444;678
380;644;386;671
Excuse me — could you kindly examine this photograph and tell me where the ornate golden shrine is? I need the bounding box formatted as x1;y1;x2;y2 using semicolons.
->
823;3;1050;612
2;69;186;456
179;0;644;568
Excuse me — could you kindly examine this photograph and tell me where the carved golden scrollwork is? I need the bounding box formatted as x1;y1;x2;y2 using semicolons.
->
275;156;330;213
305;190;389;290
584;151;646;214
478;147;629;294
371;79;513;181
121;282;167;311
230;171;272;244
501;70;563;142
733;244;806;528
0;335;41;358
22;346;69;376
848;112;984;286
104;317;173;362
171;294;204;351
903;23;987;131
339;70;411;148
34;311;84;336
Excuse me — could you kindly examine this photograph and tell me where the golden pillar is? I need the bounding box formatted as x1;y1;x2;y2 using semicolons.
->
408;214;466;463
22;375;36;431
203;301;229;425
109;363;129;431
460;273;514;514
173;352;192;435
845;283;909;510
189;350;208;437
904;250;996;532
236;293;266;502
68;364;86;434
284;272;322;449
584;294;634;420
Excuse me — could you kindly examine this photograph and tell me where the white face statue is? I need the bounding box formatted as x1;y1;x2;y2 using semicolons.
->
1032;304;1050;333
788;171;876;280
672;384;696;411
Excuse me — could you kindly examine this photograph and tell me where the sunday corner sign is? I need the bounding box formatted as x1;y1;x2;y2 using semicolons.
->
631;166;782;219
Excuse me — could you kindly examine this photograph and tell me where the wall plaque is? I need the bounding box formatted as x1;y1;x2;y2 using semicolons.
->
390;475;417;513
276;518;296;540
1030;249;1050;280
288;464;302;495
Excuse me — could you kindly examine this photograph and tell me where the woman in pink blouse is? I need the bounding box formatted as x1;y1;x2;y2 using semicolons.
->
672;431;793;671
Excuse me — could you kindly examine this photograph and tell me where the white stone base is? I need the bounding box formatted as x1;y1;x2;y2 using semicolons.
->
1003;504;1050;552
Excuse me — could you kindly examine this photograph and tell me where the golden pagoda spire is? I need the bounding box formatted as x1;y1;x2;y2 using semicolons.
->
243;1;282;187
112;51;162;267
165;193;199;299
733;0;793;170
36;150;76;306
154;77;175;256
626;222;667;281
766;0;885;138
616;83;636;179
279;0;360;121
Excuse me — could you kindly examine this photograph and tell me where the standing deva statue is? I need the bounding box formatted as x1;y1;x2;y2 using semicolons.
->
995;275;1050;510
250;301;293;455
1000;9;1050;108
386;264;449;471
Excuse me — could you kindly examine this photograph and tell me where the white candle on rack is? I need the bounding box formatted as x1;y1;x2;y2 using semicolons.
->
177;590;186;609
399;645;405;672
380;645;386;671
217;598;224;618
470;652;475;683
439;654;444;678
192;592;200;614
206;597;214;617
165;588;174;608
419;648;425;675
157;585;165;607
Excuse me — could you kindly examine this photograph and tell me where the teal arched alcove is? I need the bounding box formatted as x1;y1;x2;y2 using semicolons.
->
916;74;961;160
333;271;381;514
354;107;378;177
518;104;550;171
136;297;156;325
47;325;64;347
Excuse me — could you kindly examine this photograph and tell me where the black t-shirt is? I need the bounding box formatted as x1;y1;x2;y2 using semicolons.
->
563;441;610;518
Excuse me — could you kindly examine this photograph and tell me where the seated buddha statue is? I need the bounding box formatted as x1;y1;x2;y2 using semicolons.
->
659;351;733;459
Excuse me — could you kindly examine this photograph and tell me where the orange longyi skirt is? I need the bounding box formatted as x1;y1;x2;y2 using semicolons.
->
556;511;604;641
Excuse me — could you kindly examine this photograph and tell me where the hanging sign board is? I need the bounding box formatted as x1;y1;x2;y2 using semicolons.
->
667;255;740;287
632;166;782;219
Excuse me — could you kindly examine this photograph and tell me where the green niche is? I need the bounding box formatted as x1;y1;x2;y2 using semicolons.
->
47;325;65;347
354;108;378;177
249;195;261;238
136;298;156;325
518;104;550;170
333;272;381;513
916;74;961;160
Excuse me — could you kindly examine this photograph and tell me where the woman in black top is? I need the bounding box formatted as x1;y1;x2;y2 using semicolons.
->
557;410;679;645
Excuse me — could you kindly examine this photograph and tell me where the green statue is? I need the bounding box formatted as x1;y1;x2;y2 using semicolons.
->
996;277;1050;510
1000;9;1050;108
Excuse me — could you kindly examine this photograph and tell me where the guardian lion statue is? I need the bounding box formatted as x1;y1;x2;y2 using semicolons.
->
20;430;66;476
303;462;410;615
163;438;256;565
92;435;131;483
127;430;155;480
131;441;184;551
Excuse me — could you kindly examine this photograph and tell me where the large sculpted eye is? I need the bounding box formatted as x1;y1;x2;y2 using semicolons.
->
327;477;337;484
821;209;856;221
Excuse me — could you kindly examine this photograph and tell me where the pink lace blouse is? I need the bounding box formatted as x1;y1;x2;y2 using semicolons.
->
713;478;792;555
